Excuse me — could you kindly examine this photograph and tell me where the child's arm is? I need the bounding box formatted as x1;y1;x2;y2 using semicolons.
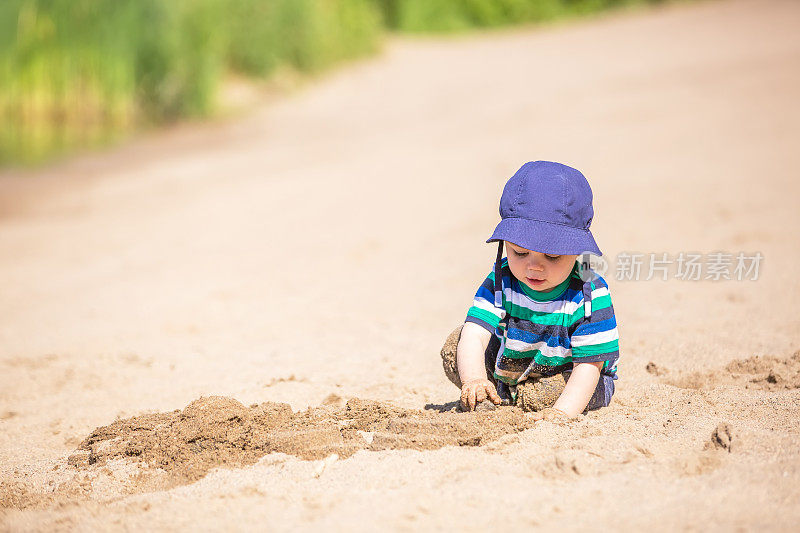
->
457;322;501;410
546;361;603;418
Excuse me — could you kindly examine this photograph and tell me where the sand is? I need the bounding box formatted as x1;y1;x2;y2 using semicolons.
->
1;0;800;530
1;396;543;511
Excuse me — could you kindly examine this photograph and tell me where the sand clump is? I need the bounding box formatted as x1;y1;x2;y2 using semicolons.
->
708;422;734;453
64;396;538;490
645;362;666;376
515;374;567;412
440;326;463;388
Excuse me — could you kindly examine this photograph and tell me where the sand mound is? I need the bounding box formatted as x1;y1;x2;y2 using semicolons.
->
725;351;800;390
64;396;538;489
661;351;800;391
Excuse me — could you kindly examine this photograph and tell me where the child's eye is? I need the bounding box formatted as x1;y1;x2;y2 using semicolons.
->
513;250;528;257
544;254;561;260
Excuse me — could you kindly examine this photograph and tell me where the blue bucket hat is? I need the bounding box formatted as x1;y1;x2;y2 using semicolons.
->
487;161;602;316
487;160;601;256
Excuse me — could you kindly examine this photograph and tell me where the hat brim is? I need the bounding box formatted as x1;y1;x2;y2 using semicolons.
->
487;217;602;256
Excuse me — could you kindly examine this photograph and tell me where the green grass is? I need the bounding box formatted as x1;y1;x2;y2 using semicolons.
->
374;0;666;32
226;0;381;76
0;0;382;165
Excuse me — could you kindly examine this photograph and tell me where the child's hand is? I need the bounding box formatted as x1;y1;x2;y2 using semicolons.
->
460;379;501;411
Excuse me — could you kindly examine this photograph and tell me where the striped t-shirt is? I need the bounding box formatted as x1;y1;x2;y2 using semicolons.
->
465;258;619;386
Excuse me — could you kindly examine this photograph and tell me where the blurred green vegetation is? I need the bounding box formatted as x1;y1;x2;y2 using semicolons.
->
227;0;381;76
373;0;666;32
0;0;666;166
0;0;381;165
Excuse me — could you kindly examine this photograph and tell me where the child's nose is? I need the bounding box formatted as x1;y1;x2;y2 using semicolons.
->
527;256;545;271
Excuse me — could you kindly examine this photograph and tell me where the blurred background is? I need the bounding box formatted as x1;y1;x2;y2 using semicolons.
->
0;0;665;166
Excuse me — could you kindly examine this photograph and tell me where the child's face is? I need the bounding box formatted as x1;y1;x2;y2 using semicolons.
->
505;241;578;293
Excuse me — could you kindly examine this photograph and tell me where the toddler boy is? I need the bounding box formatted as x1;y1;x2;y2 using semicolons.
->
440;161;619;420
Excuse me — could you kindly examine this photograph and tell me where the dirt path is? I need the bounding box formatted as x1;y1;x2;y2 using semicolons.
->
2;0;799;529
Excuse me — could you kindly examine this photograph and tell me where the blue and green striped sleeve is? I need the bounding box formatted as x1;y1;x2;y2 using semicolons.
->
465;269;506;333
570;277;619;372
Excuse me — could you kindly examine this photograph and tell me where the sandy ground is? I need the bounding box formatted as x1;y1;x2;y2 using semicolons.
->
2;0;800;530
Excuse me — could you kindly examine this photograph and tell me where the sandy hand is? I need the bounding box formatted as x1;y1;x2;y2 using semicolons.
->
460;379;501;411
